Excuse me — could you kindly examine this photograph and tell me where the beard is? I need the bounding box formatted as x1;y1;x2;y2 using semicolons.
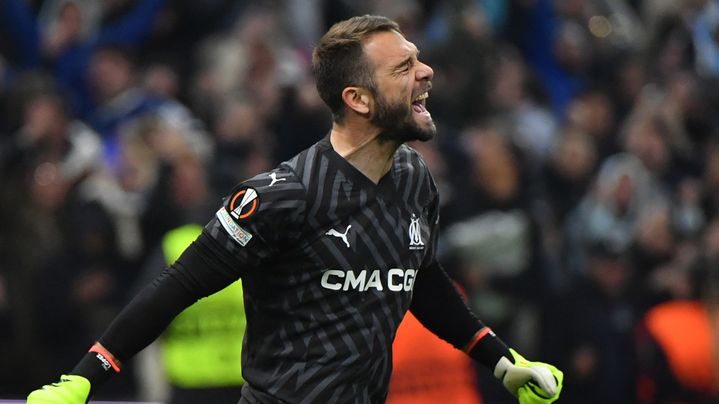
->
371;92;436;144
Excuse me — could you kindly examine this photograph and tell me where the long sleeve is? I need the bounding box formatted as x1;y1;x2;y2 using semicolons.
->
0;0;40;68
410;260;512;369
410;260;483;348
71;230;241;390
97;0;167;45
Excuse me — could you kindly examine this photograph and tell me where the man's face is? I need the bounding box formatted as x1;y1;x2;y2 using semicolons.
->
89;50;133;102
362;31;436;142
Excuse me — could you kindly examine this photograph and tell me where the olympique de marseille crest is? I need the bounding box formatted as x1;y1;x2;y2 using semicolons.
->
408;214;424;250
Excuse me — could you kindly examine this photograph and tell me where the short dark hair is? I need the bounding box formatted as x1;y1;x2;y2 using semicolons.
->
312;15;401;122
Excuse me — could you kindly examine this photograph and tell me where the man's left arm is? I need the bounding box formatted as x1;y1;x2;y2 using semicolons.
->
409;260;563;403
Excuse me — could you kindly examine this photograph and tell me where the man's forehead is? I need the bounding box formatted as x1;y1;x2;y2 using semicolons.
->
363;31;418;64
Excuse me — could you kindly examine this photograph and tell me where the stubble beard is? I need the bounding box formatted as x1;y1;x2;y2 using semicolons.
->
371;92;436;144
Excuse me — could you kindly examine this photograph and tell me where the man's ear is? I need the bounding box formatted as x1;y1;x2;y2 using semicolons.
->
342;87;371;115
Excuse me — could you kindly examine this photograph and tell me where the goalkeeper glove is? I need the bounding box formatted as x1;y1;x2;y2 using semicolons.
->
26;374;90;404
494;348;564;404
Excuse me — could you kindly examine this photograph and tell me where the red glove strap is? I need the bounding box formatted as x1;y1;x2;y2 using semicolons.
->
88;342;121;373
463;326;494;354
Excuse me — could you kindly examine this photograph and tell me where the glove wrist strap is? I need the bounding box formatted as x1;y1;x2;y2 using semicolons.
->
464;327;513;370
72;342;121;395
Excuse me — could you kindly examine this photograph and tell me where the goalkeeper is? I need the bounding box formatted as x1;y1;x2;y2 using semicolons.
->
28;14;562;404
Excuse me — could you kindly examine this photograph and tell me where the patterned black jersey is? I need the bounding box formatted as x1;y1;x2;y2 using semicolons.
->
204;135;440;403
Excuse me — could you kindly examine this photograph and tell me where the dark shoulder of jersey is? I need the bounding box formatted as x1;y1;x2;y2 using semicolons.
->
204;165;307;275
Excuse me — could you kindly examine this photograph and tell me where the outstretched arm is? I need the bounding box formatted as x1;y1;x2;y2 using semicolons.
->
0;0;40;68
27;229;241;402
97;0;167;45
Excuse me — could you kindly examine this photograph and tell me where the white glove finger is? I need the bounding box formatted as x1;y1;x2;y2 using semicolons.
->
504;367;534;394
495;357;528;395
529;366;557;396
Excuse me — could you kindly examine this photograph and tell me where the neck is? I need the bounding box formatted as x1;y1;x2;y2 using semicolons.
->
330;120;399;184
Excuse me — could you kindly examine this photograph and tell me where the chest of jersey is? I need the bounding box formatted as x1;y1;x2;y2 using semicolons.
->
222;142;438;402
310;195;430;294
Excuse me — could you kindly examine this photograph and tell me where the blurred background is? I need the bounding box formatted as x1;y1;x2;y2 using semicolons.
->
2;0;719;403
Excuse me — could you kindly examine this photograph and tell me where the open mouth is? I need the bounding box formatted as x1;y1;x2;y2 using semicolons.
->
412;92;429;115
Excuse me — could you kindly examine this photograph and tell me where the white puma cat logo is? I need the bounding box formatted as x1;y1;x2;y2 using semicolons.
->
269;172;286;187
326;225;352;248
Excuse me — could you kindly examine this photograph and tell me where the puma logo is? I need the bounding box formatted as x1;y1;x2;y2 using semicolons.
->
326;225;352;248
269;172;286;187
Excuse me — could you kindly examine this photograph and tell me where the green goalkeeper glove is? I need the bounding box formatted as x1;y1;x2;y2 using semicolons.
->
26;374;90;404
494;348;564;403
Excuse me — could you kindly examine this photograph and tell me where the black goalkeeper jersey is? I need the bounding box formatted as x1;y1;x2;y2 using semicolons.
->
205;136;440;403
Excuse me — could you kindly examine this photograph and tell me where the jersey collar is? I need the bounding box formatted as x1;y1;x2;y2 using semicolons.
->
317;134;398;198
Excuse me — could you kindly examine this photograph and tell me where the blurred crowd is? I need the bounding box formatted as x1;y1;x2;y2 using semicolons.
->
2;0;719;402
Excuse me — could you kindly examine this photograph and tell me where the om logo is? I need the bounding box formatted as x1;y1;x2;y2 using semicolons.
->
408;214;424;250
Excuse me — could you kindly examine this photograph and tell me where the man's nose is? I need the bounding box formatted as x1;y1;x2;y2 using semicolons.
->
416;60;434;82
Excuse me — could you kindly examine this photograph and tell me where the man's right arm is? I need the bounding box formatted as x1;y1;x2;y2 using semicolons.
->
29;167;303;402
28;229;241;402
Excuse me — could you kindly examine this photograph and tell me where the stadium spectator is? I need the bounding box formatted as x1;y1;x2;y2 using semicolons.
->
86;44;206;171
542;241;638;404
387;312;483;404
564;152;666;273
635;218;719;403
0;0;166;116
